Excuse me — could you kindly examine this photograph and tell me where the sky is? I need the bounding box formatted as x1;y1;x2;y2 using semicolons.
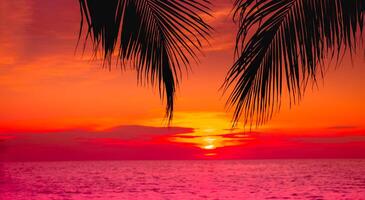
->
0;0;365;160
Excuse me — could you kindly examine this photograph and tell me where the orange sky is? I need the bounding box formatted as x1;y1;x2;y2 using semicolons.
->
0;0;365;160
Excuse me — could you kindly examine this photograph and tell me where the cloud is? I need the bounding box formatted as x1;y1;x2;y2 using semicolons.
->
0;125;199;161
198;2;237;52
293;136;365;144
2;125;194;144
327;125;358;130
103;125;194;140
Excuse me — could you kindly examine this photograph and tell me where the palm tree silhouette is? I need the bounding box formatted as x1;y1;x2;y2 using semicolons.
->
78;0;365;126
224;0;365;126
78;0;211;121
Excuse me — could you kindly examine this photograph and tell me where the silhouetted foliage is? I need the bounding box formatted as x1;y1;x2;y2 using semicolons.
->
224;0;365;126
78;0;365;127
78;0;211;121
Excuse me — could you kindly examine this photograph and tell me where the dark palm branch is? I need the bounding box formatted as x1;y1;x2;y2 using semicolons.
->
78;0;211;121
224;0;365;126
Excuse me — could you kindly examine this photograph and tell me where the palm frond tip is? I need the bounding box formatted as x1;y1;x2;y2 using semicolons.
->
78;0;212;121
224;0;365;127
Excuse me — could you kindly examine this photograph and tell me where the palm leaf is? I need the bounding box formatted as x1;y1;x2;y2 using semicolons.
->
224;0;365;126
78;0;211;121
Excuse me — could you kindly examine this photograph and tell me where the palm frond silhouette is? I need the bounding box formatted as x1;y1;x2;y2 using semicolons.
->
224;0;365;126
78;0;211;121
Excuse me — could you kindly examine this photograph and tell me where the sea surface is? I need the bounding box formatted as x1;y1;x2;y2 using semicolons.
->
0;160;365;200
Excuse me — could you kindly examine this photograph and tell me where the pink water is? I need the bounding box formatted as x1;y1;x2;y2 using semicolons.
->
1;160;365;200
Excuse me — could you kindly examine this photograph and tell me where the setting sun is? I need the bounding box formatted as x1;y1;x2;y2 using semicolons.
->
202;137;217;150
203;144;216;150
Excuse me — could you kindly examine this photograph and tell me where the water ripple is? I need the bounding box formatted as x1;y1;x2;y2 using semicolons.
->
0;160;365;200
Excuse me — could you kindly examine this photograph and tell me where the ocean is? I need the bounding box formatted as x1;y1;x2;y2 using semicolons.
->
1;160;365;200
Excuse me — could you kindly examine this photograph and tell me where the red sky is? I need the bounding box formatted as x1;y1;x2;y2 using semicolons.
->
0;0;365;160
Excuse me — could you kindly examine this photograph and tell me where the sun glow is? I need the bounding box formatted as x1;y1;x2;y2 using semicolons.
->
164;112;253;152
202;137;217;149
203;144;216;150
204;153;217;157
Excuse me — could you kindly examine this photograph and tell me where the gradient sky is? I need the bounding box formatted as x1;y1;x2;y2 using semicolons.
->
1;0;365;160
